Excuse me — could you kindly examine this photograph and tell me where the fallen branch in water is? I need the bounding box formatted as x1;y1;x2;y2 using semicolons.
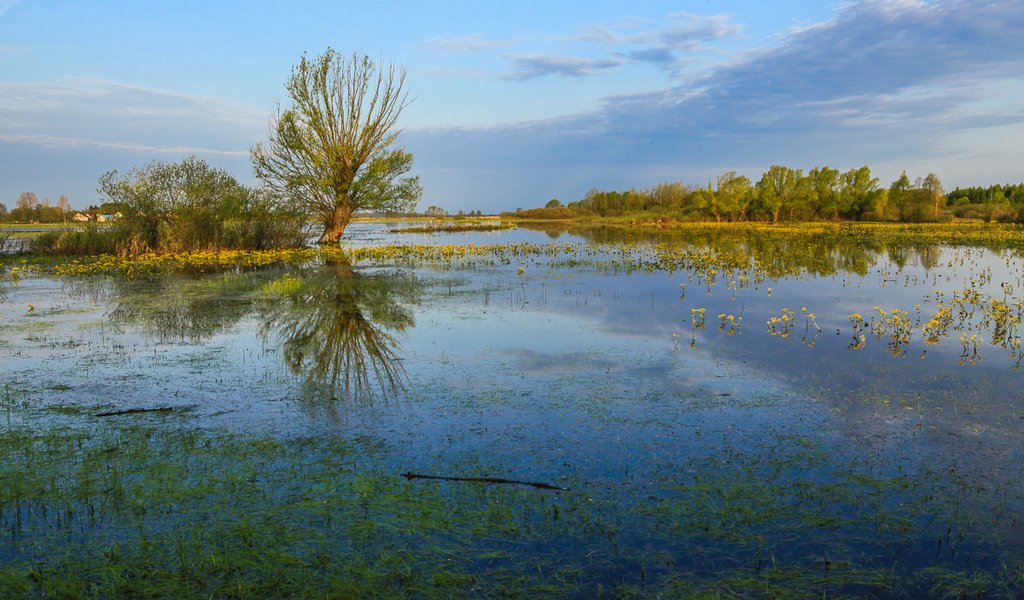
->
401;472;568;491
94;406;180;418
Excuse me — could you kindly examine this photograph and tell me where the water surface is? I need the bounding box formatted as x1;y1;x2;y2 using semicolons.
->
2;223;1022;596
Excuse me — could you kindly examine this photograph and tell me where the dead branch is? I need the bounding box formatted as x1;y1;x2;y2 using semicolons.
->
401;471;568;491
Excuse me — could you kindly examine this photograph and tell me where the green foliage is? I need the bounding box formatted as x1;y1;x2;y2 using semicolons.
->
252;49;422;243
889;171;912;221
808;166;841;219
715;171;753;222
756;165;801;222
506;206;578;220
838;166;879;219
554;164;988;224
90;156;306;255
947;182;1024;224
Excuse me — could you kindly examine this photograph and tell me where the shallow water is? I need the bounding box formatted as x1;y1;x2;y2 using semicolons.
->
2;223;1023;596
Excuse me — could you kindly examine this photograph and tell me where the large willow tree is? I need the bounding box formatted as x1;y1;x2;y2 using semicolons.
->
252;49;422;243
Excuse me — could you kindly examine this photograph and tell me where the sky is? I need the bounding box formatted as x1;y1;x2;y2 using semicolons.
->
1;0;1022;212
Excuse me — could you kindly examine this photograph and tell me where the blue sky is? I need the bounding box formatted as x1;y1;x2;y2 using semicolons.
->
1;0;1022;212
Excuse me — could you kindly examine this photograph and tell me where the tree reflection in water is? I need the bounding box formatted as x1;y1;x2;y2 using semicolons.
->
260;257;419;399
518;222;946;278
99;256;420;401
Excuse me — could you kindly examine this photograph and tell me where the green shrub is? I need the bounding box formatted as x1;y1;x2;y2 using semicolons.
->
95;156;307;254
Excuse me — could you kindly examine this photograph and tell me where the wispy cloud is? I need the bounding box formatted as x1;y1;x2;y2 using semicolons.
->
502;12;741;80
0;0;19;18
0;76;262;202
625;12;741;51
626;48;674;65
428;34;513;54
502;54;625;80
0;133;250;157
573;13;739;48
0;77;266;153
408;0;1024;207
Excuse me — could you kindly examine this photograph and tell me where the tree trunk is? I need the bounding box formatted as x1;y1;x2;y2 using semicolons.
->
319;203;353;244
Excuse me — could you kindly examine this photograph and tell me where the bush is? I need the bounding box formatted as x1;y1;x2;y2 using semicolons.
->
503;206;578;220
96;156;307;254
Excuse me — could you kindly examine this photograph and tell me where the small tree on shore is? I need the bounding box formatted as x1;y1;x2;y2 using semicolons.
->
252;49;422;243
889;172;912;222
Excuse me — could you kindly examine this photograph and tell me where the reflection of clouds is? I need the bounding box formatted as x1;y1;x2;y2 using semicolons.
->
506;349;616;374
505;349;698;396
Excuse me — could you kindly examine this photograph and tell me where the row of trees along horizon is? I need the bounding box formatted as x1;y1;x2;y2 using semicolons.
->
525;168;1024;224
6;173;1024;228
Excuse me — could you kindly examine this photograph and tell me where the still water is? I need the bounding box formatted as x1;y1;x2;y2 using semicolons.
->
2;222;1022;596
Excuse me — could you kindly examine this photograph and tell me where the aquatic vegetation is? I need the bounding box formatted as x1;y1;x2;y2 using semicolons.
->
718;312;741;336
261;271;303;296
2;392;1021;598
6;220;1024;597
766;308;797;338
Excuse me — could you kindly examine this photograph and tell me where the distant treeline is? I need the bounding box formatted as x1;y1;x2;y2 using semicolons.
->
512;166;1024;223
0;192;74;223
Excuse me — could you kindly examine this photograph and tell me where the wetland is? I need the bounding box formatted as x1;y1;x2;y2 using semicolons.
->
2;222;1024;598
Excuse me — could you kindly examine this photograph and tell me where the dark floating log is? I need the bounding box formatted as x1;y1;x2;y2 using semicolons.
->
401;471;568;492
94;406;180;418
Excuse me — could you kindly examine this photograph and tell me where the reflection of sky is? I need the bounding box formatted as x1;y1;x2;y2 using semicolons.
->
3;229;1024;580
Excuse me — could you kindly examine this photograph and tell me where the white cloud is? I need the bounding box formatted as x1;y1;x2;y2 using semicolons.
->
0;133;249;157
502;54;625;80
0;77;266;152
427;34;513;54
0;0;19;18
502;11;742;81
3;1;1021;211
0;77;266;203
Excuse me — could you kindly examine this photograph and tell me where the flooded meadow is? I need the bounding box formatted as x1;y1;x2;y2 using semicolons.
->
2;222;1024;597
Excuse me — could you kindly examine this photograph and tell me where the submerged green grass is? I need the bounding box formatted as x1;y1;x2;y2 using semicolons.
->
2;388;1023;598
